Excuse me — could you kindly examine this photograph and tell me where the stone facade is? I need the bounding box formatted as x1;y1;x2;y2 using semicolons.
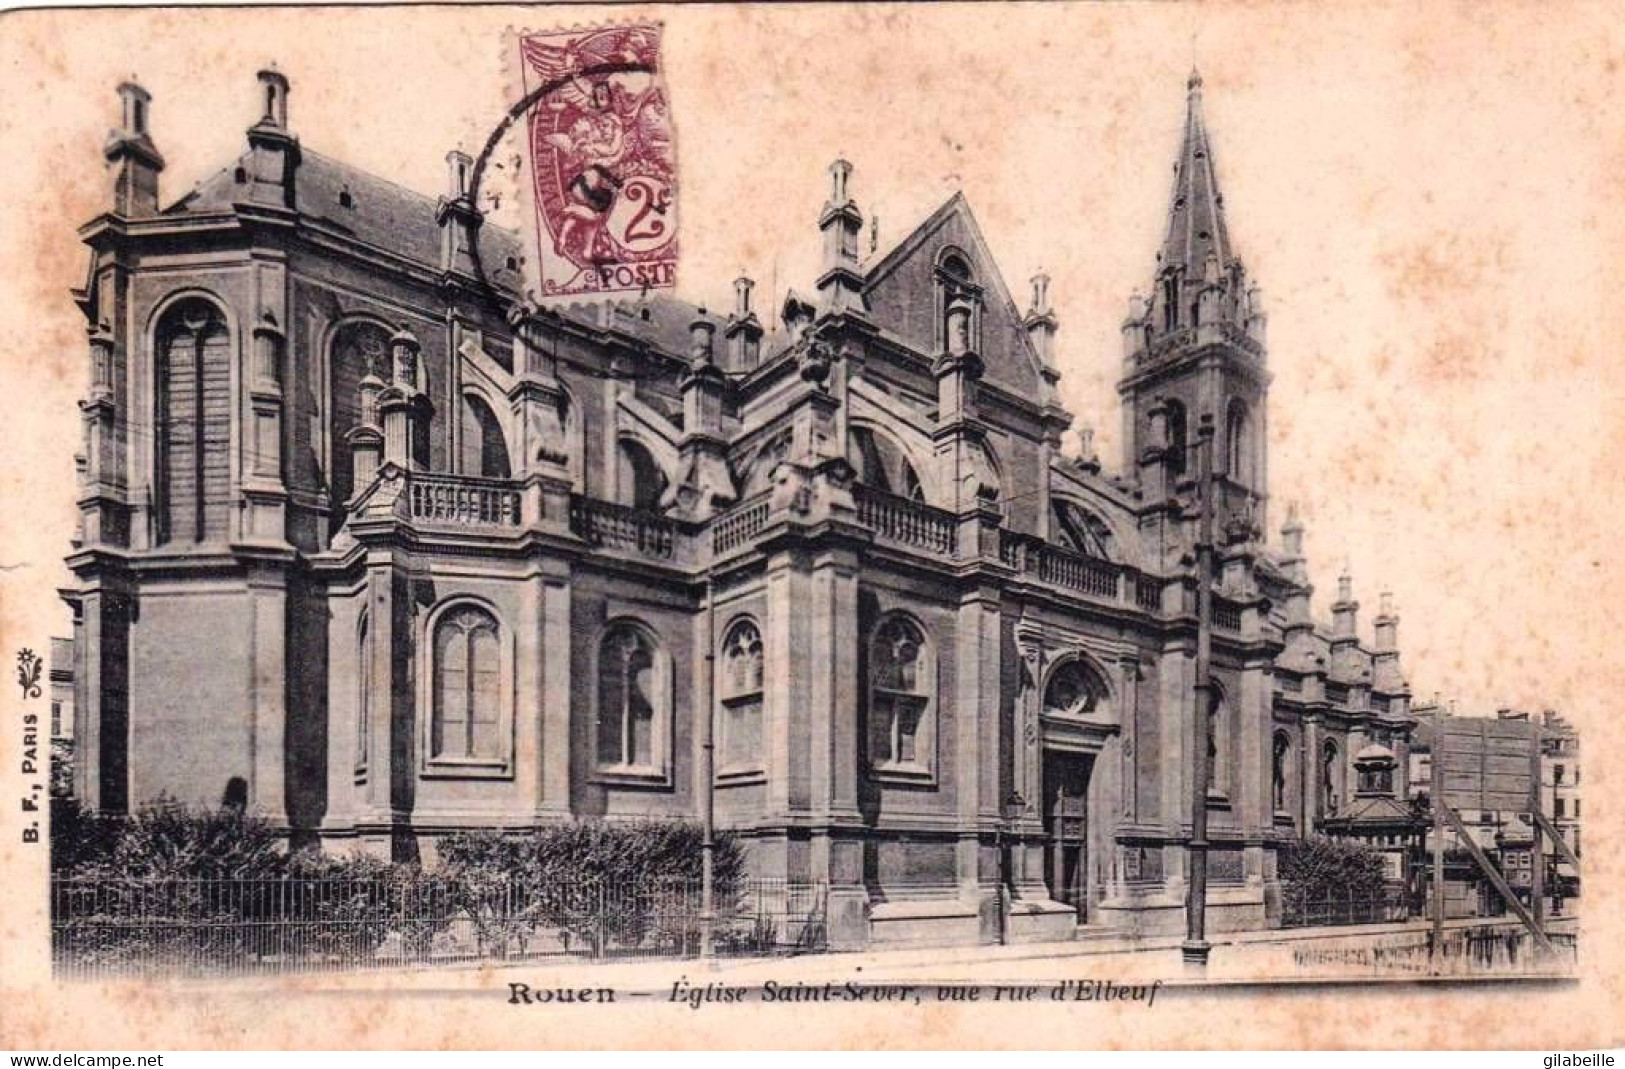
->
62;68;1418;947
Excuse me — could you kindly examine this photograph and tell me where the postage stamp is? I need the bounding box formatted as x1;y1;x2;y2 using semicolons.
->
513;22;678;299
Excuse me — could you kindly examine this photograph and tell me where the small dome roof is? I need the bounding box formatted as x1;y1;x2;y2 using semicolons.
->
1354;743;1396;764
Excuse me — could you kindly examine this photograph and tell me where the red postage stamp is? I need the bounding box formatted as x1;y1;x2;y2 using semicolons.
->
515;23;678;299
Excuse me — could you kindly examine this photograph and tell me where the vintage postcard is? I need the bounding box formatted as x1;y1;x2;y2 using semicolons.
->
0;1;1620;1052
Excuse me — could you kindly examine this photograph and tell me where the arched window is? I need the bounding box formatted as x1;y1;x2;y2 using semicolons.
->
972;439;1002;504
1322;739;1341;816
1272;730;1291;813
1164;399;1188;477
739;431;791;497
1043;658;1108;717
327;320;391;528
460;393;512;478
1051;501;1115;560
868;615;934;778
154;298;232;544
1206;687;1229;796
850;425;924;502
1225;398;1252;485
719;619;764;774
617;438;668;512
431;604;502;762
596;622;668;775
355;611;372;774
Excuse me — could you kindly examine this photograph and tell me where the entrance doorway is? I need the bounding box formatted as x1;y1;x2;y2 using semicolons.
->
1043;750;1093;920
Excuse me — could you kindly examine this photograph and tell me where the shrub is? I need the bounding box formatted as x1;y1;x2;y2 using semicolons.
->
1279;835;1389;903
283;851;457;962
50;795;119;874
88;798;287;881
439;820;745;958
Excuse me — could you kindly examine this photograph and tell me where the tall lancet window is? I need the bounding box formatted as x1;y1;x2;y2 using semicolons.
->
1205;688;1230;797
1164;399;1189;477
431;604;503;762
1322;740;1341;816
1225;398;1253;485
719;619;764;774
460;393;512;479
596;622;670;779
154;298;232;545
868;614;935;779
1052;501;1116;560
355;611;372;775
1272;731;1291;814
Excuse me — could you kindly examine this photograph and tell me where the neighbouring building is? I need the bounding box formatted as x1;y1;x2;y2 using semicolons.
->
49;636;75;743
62;68;1422;947
1406;706;1581;917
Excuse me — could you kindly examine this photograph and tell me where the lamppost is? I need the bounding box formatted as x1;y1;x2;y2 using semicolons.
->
996;789;1027;946
1182;413;1217;971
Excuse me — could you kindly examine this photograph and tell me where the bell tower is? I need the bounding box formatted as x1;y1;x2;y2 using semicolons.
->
1118;70;1271;536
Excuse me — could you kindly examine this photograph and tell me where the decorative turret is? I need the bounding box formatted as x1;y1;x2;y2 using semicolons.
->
1332;565;1359;641
1279;501;1306;581
347;359;387;494
436;149;482;278
1024;272;1060;375
1278;503;1315;656
378;325;431;470
1121;289;1148;360
1329;562;1365;682
77;321;123;546
723;274;764;371
1372;590;1407;696
1244;281;1268;345
782;289;817;343
243;68;300;210
668;308;735;520
242;309;290;539
815;159;866;314
1076;424;1101;474
105;81;165;217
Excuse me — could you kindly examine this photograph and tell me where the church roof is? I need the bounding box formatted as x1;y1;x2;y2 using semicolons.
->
1155;68;1236;281
171;147;714;361
174;149;521;276
860;191;1051;397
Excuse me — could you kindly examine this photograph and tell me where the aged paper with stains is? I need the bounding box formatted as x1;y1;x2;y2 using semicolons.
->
1;1;1622;1050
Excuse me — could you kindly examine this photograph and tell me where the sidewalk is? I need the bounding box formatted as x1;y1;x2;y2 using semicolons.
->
231;909;1575;997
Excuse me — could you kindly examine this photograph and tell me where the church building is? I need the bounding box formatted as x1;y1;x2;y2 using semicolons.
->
63;68;1418;947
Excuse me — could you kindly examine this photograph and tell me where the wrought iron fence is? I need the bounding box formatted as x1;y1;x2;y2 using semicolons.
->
51;875;827;980
1292;926;1577;976
1280;887;1410;929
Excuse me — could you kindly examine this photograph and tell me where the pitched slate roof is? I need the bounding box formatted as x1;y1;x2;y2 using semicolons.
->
170;148;714;360
172;148;524;276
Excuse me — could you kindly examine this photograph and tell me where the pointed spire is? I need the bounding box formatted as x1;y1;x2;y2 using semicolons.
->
1158;66;1233;284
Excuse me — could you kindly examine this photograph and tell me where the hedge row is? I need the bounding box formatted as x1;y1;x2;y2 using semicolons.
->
51;798;750;966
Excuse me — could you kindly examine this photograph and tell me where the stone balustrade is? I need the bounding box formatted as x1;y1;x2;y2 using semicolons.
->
405;472;522;529
852;484;956;555
569;495;679;561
